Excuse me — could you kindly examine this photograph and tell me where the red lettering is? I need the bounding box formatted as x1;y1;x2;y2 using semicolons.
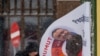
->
42;37;52;56
43;50;47;54
44;44;49;50
47;40;50;45
48;37;52;40
43;54;46;56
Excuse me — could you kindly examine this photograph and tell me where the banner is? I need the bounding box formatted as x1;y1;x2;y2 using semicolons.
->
39;2;91;56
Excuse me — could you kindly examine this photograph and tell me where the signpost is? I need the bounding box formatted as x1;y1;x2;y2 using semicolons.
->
10;22;20;48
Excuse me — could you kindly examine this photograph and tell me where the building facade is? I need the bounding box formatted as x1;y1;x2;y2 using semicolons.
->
1;0;97;56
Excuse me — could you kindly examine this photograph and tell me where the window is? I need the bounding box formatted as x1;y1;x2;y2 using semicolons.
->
1;0;56;56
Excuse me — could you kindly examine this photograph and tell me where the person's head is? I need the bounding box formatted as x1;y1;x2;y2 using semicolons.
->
25;41;39;56
52;28;71;41
66;32;82;56
28;52;38;56
15;51;23;56
15;50;28;56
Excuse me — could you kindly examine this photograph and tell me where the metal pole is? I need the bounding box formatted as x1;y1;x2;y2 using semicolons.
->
53;0;57;19
29;0;32;14
14;0;17;15
7;11;11;56
45;0;48;15
37;0;41;42
21;0;25;50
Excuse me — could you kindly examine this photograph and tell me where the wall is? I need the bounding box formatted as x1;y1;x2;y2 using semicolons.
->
97;0;100;56
56;0;80;18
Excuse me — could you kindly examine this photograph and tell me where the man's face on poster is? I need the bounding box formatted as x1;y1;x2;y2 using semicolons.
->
52;28;71;41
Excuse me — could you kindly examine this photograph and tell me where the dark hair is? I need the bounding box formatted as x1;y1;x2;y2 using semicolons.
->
52;28;69;37
52;28;60;37
15;51;23;56
15;50;28;56
25;41;39;56
66;32;82;56
15;41;39;56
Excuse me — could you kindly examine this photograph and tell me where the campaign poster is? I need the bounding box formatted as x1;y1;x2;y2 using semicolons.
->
39;2;91;56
